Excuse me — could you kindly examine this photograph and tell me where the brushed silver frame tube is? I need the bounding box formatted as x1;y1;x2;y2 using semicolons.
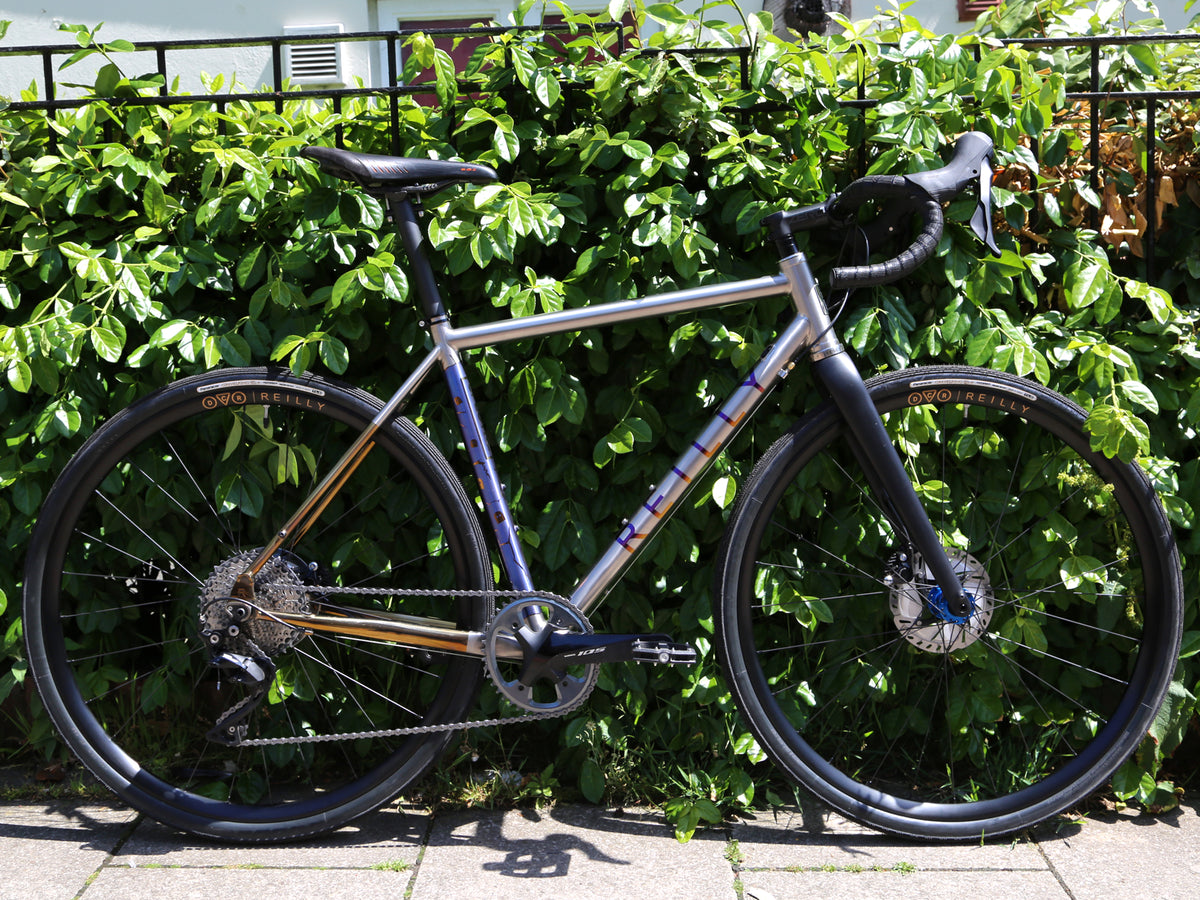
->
442;274;789;350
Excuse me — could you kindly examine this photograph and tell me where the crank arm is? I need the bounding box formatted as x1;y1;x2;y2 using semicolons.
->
542;632;697;666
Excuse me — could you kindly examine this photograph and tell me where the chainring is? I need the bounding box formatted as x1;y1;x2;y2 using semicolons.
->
484;597;599;713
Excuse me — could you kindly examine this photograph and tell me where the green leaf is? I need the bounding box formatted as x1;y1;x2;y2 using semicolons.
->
579;758;605;804
218;333;252;367
91;323;124;362
711;475;736;509
620;140;653;160
432;47;457;108
1063;258;1108;310
1118;380;1158;415
494;117;520;163
237;245;268;289
509;44;536;89
143;177;167;224
532;69;561;108
319;336;350;374
7;360;32;393
0;280;19;310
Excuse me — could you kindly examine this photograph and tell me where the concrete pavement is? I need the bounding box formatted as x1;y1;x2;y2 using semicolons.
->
2;794;1199;899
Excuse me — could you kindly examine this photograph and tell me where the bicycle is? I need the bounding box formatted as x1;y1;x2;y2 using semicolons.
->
22;131;1183;843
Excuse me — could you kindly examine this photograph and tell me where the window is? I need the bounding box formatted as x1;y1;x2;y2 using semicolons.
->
383;7;636;101
958;0;1002;21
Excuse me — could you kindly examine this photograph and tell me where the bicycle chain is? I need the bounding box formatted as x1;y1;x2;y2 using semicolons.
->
230;584;589;748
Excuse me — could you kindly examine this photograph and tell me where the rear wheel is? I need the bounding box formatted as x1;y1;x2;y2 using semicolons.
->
715;365;1182;839
24;368;491;841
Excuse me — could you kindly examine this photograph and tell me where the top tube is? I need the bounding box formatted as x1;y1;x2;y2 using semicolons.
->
441;274;791;351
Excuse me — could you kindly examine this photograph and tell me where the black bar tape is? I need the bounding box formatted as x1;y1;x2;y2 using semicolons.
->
826;177;944;291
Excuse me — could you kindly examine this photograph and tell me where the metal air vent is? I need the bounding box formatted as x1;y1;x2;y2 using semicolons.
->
283;25;344;86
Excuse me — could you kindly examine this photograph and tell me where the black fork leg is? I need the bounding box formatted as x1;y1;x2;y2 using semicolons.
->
812;352;970;616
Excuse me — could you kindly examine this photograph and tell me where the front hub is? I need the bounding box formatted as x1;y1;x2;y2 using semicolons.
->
888;548;994;653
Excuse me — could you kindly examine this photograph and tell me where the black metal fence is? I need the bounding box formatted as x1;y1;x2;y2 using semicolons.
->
3;24;1199;284
0;23;631;154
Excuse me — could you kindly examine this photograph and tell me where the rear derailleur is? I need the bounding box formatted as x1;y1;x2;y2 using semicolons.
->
198;597;276;747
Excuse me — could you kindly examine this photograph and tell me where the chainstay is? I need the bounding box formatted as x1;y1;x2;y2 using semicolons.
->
233;584;587;747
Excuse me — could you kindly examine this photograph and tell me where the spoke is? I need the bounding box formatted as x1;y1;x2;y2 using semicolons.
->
59;588;189;619
68;530;189;587
315;633;442;679
69;636;191;665
977;634;1105;736
756;629;903;655
763;525;893;593
986;630;1129;690
1002;598;1141;644
90;494;204;587
292;643;425;723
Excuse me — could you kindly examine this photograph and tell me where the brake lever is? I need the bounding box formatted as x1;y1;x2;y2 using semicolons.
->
972;154;1001;257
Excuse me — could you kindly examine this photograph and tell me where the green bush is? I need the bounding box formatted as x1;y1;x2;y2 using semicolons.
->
1;0;1197;826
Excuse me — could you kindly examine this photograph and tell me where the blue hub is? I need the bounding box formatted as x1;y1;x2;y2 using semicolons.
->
926;585;976;625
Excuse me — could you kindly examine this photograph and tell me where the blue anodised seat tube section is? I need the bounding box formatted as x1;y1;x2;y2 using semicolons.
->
442;357;535;593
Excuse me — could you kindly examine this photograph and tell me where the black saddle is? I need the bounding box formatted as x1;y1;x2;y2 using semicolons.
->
302;146;498;195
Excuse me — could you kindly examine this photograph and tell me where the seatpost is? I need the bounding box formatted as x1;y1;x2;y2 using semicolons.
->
386;194;448;322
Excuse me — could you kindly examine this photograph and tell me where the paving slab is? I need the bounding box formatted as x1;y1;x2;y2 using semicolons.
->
82;866;416;900
730;803;1047;872
0;803;136;900
116;802;429;869
1033;801;1200;900
736;869;1069;900
3;794;1197;900
411;805;738;900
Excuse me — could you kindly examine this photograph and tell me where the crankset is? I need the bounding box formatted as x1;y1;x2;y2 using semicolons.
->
483;596;696;714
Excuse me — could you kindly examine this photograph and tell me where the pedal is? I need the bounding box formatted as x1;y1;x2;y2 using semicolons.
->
632;640;697;665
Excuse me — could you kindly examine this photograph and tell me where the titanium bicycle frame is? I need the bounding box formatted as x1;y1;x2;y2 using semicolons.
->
238;195;967;656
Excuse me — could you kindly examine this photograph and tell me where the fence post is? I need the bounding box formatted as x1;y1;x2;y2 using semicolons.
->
1145;97;1157;286
1089;42;1101;233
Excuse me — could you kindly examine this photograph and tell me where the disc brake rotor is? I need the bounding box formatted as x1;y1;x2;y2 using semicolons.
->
889;548;994;653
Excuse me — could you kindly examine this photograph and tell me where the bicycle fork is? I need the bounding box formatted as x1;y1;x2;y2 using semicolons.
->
779;252;971;616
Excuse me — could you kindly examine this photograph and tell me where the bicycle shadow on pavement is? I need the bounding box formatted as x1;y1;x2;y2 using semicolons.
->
424;806;636;878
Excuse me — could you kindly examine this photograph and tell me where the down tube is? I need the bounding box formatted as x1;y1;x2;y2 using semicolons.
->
571;313;815;614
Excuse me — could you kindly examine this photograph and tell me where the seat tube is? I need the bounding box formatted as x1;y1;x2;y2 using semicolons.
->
389;194;534;592
437;338;535;593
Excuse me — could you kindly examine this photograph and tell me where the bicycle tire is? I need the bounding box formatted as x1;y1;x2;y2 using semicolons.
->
714;364;1182;839
24;367;492;842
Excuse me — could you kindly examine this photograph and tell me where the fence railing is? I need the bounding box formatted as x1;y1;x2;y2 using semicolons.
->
3;24;1199;286
988;33;1200;285
0;23;633;155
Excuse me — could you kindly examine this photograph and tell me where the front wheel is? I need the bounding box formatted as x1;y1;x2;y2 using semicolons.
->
23;368;492;841
715;365;1182;840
